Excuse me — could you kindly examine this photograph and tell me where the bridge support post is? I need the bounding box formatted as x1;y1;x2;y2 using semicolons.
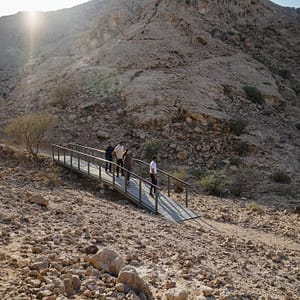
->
185;185;188;207
167;176;170;197
112;168;115;187
139;180;142;208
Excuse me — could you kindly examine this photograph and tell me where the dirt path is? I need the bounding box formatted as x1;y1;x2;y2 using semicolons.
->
194;217;300;252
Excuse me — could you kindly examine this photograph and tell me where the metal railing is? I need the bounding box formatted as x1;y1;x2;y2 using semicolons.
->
52;144;161;214
67;143;191;207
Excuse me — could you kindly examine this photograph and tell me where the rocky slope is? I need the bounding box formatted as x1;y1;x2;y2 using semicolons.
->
0;1;299;216
0;144;299;300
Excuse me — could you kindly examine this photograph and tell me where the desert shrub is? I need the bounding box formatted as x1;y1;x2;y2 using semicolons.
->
229;118;248;136
191;168;207;178
278;69;291;79
229;156;242;167
271;171;291;184
223;85;232;96
228;175;245;197
170;168;187;193
247;201;264;213
243;85;265;105
84;67;121;100
198;174;226;197
3;112;56;158
49;84;74;108
233;140;249;156
142;139;161;160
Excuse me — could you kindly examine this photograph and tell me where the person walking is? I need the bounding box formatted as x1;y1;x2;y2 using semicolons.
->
149;156;158;197
122;148;133;186
104;142;114;173
113;141;124;177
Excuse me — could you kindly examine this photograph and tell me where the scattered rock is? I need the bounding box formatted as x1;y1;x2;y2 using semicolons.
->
117;266;154;300
88;248;125;276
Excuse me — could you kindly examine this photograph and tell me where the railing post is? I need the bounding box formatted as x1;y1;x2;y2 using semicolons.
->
168;176;170;197
88;157;90;175
70;152;73;168
112;167;115;187
155;191;158;214
139;180;142;208
64;150;66;164
78;154;80;171
58;148;60;161
99;162;101;180
52;146;54;160
185;184;188;207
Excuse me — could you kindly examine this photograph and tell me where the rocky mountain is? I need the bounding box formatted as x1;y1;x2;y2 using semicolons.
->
0;0;299;204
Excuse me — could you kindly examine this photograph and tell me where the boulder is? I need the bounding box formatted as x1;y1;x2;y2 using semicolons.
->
96;130;111;139
88;248;125;276
117;266;154;300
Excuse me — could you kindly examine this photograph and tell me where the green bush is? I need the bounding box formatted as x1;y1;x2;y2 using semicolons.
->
271;171;291;184
3;112;56;158
247;201;264;213
191;169;207;179
229;118;248;136
49;84;74;108
243;85;265;105
171;168;187;193
142;139;161;160
199;175;226;197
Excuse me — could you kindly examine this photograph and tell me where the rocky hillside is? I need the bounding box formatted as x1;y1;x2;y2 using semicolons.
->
0;0;299;203
0;144;299;299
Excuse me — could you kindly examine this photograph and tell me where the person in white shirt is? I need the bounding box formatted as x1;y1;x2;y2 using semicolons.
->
149;156;158;197
113;141;124;177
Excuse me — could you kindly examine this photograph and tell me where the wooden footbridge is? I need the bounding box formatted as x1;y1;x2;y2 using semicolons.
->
52;143;199;222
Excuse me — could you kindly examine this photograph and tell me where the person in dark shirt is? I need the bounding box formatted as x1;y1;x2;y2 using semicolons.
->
105;142;114;172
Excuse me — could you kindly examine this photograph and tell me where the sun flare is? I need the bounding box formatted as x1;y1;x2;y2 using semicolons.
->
26;10;39;28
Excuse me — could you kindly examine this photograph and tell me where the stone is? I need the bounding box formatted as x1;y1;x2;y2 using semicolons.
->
177;150;188;161
31;261;49;272
96;130;111;139
72;275;81;292
85;244;99;255
88;248;125;276
117;266;154;300
200;285;213;297
28;195;49;207
165;287;189;300
115;282;126;292
63;278;74;297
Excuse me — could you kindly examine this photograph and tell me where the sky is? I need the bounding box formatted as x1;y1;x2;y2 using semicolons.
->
0;0;299;17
